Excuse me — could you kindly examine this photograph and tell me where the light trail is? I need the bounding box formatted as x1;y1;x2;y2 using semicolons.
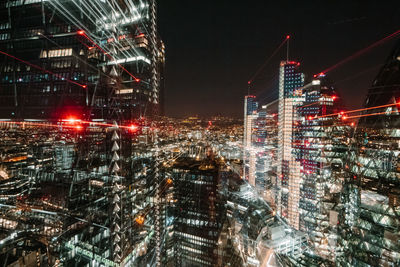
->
316;102;398;119
37;32;114;81
1;121;80;130
48;0;145;61
78;120;139;131
345;110;398;120
248;35;290;85
1;119;139;132
0;50;86;88
295;97;336;109
331;63;384;86
254;73;280;100
79;31;141;82
317;28;400;75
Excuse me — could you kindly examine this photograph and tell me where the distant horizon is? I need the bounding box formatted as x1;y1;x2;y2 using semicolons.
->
158;0;400;117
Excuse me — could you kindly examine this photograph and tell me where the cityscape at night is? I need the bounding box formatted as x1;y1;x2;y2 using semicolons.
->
0;1;399;267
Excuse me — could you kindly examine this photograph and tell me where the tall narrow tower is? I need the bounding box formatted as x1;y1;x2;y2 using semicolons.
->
276;60;304;225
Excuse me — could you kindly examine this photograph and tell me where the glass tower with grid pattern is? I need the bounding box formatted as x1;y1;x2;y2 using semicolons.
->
339;40;400;267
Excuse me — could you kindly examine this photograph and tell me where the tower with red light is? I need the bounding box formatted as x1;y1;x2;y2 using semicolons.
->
276;59;304;228
292;76;350;263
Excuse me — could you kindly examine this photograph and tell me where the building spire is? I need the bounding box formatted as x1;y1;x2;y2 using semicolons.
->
286;35;290;62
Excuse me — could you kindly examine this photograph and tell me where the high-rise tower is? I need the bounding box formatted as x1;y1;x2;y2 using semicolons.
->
294;77;350;262
243;95;258;184
277;60;304;225
339;41;400;266
0;0;164;121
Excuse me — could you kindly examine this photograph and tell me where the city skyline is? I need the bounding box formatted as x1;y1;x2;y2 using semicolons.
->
0;1;400;267
158;0;400;117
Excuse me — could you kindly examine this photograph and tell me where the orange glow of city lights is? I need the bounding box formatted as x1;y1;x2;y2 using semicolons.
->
135;215;145;225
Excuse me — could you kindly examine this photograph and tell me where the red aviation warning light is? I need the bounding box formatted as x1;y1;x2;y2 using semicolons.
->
129;124;139;132
62;116;84;131
332;95;337;101
77;30;85;35
286;35;290;39
64;116;81;124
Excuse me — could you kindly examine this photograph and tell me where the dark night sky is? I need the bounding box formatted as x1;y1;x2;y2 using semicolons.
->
157;1;400;118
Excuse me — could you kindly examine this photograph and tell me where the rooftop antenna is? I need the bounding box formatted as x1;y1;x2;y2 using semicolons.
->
286;35;290;62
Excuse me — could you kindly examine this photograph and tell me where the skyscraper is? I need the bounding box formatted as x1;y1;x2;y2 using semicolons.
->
243;95;258;148
0;2;165;266
277;60;304;226
339;40;400;266
293;77;349;262
163;155;225;267
243;95;258;185
0;0;164;121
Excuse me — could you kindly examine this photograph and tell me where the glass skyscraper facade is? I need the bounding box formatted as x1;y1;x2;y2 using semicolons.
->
0;0;164;121
277;60;304;226
339;40;400;267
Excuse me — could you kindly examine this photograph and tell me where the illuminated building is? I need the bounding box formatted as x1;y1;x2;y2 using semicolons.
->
339;40;400;266
243;95;258;185
162;155;225;267
248;103;279;201
276;60;304;226
261;103;279;206
244;95;258;148
0;1;165;266
0;0;164;120
293;77;350;262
